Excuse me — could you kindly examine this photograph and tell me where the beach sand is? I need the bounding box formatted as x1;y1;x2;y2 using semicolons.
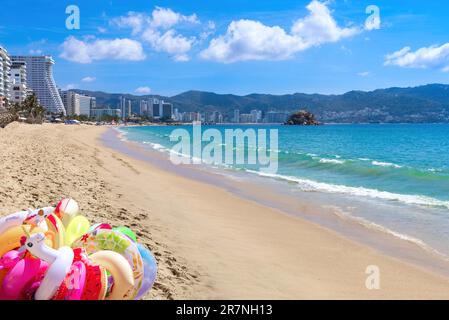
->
2;122;449;299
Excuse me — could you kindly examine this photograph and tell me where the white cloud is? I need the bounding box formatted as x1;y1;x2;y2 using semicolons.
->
98;27;107;34
150;6;199;29
60;36;146;63
200;20;307;63
385;44;449;71
142;29;194;60
113;7;201;62
200;0;360;63
357;71;370;77
112;11;147;35
135;86;152;94
200;20;216;40
82;76;96;82
291;0;359;45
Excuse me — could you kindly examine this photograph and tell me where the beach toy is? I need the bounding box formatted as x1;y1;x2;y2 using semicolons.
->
0;256;48;300
88;223;112;233
65;215;90;246
72;248;108;300
72;228;144;299
53;261;87;300
44;213;66;249
135;243;158;300
114;226;137;243
0;250;22;290
0;225;53;258
89;250;135;300
21;229;74;300
0;250;22;270
0;207;54;235
55;198;79;227
0;198;157;300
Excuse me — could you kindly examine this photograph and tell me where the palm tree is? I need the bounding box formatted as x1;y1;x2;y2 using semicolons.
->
0;99;19;128
21;94;46;124
0;94;47;128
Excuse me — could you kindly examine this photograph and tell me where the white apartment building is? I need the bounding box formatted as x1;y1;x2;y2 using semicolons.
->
10;60;29;104
0;46;11;109
60;90;95;116
11;55;65;115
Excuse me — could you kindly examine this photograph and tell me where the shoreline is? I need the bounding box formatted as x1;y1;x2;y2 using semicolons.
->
101;125;449;298
2;123;449;298
109;126;449;279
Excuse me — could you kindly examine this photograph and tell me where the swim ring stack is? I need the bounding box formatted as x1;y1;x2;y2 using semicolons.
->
0;198;157;300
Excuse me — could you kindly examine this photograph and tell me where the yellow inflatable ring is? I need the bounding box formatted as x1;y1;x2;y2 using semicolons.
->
45;214;65;249
72;229;144;298
0;225;53;258
89;250;135;300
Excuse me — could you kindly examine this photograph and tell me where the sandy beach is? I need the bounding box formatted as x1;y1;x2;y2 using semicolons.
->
2;122;449;299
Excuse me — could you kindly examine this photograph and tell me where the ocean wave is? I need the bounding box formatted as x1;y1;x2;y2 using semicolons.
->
372;161;403;168
245;170;449;209
319;158;345;165
114;127;129;142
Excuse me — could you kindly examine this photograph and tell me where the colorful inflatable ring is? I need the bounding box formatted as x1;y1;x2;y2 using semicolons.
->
135;243;158;300
53;261;86;300
0;207;53;235
45;214;65;249
34;247;74;300
0;225;51;258
89;250;135;300
72;229;144;299
88;223;112;233
0;257;48;300
73;248;108;300
0;250;22;291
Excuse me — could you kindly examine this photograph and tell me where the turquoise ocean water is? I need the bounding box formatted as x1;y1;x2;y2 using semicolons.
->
118;124;449;259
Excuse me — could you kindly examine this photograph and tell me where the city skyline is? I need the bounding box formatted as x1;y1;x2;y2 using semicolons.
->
0;1;448;97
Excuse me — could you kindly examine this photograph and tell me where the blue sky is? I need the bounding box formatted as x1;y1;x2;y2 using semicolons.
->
1;0;448;96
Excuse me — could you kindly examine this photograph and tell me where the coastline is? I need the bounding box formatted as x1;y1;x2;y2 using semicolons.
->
2;123;449;299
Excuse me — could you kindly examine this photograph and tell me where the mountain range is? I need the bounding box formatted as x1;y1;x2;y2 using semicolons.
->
74;83;449;123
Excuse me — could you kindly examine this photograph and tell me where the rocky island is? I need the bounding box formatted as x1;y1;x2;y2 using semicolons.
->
284;110;321;125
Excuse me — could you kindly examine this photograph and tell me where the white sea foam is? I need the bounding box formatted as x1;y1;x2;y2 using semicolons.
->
372;161;403;168
319;158;345;165
245;170;449;209
114;128;128;142
151;143;165;150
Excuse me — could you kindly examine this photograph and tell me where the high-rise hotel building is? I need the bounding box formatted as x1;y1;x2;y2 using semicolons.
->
0;46;11;109
11;55;66;115
60;90;96;117
10;60;29;104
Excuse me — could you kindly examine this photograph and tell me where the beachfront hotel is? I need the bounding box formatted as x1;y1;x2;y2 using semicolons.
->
11;55;66;115
60;90;96;117
10;60;29;104
0;46;11;109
